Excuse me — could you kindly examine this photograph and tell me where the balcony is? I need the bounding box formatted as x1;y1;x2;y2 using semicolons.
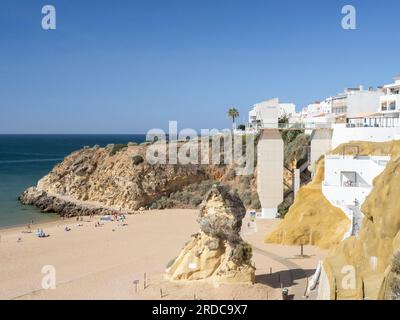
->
380;94;400;112
322;183;372;207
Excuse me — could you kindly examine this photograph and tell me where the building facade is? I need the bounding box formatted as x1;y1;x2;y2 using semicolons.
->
248;98;296;130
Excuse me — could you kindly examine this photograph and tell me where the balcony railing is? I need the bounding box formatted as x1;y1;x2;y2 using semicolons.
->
345;122;400;128
254;122;332;130
323;181;371;188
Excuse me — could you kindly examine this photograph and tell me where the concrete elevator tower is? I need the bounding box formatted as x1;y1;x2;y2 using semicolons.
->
257;129;284;219
309;128;333;175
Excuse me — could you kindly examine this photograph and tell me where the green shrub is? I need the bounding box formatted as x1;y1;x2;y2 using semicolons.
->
150;196;174;209
132;155;144;166
391;276;400;300
250;193;261;209
392;252;400;274
232;241;253;264
190;195;203;207
197;180;216;195
277;195;293;218
284;133;310;166
238;174;253;186
107;143;128;156
226;168;236;181
239;190;252;207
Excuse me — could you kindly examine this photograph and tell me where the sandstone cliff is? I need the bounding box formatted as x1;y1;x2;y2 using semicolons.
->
165;185;255;284
19;142;259;216
321;141;400;300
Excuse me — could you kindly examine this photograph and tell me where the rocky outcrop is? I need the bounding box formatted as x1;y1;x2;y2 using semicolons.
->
19;141;260;217
320;141;400;299
165;185;255;285
20;187;130;216
19;144;217;216
266;157;350;249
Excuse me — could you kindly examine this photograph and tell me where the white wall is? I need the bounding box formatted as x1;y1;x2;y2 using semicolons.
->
331;124;400;148
257;129;283;219
324;155;389;187
250;98;279;128
309;129;333;173
322;185;371;207
279;103;296;117
346;90;383;117
322;155;389;206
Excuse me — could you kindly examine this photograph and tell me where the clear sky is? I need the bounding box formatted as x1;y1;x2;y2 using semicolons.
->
0;0;399;134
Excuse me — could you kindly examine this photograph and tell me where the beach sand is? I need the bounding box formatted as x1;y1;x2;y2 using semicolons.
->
0;209;326;300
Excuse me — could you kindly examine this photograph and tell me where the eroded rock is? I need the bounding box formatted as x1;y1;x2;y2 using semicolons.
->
165;185;255;285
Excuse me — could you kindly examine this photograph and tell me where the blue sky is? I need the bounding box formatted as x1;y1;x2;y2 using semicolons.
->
0;0;399;134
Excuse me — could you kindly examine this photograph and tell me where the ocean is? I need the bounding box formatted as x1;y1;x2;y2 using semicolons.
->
0;134;146;228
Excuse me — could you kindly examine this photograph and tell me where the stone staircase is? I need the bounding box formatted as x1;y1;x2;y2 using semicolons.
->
348;205;364;236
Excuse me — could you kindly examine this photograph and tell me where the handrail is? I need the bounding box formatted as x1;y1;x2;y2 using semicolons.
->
323;182;371;188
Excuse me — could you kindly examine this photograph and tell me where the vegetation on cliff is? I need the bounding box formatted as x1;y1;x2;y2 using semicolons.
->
20;141;260;216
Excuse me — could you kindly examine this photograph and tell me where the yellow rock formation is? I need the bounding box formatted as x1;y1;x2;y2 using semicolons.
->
266;140;400;251
322;141;400;299
165;185;255;285
267;140;400;299
265;157;350;249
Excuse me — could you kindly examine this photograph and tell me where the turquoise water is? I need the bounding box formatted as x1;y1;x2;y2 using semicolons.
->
0;135;145;228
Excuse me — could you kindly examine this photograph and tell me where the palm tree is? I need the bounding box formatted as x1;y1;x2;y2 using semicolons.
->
227;108;239;129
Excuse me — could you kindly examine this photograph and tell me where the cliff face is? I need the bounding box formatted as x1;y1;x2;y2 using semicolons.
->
165;185;255;284
322;141;400;300
265;158;350;249
19;144;221;216
19;142;259;216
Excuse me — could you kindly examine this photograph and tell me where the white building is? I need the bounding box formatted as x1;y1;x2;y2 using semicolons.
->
331;123;400;148
248;98;296;129
300;101;335;134
380;75;400;114
330;86;383;118
322;154;389;206
279;103;296;118
301;86;382;122
302;102;323;117
322;153;390;237
331;76;400;147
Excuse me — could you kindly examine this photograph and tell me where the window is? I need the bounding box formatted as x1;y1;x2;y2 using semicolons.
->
382;103;387;111
389;101;396;111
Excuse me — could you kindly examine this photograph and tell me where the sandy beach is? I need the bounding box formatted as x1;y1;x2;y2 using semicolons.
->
0;209;326;300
